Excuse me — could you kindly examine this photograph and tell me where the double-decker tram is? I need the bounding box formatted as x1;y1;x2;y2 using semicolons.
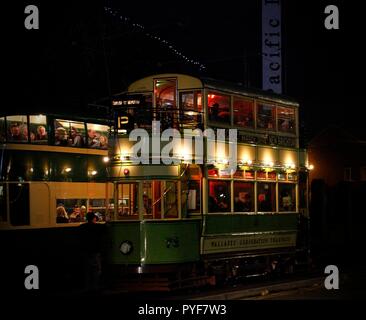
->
107;73;310;289
0;113;112;291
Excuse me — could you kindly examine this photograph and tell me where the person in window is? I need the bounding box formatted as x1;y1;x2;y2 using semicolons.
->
35;125;48;140
281;191;293;211
258;192;272;211
210;103;220;122
87;129;100;148
56;205;69;223
55;127;68;146
69;205;81;222
69;126;84;147
235;192;252;212
99;135;108;149
20;125;35;141
8;123;25;141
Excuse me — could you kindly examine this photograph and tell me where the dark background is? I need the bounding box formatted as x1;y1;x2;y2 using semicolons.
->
2;1;360;143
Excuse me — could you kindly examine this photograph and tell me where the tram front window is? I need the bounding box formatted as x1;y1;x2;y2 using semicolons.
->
117;183;138;219
142;181;178;219
154;78;177;129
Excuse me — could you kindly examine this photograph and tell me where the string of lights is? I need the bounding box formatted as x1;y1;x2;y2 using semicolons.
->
104;6;206;71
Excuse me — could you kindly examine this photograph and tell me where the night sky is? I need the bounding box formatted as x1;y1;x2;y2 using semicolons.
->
3;1;360;144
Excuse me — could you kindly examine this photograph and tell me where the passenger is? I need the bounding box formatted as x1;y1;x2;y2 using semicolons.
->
69;205;81;222
80;205;87;221
35;125;48;140
68;126;84;147
235;192;252;212
8;123;25;141
56;205;69;223
87;129;100;148
20;125;35;141
79;212;106;294
99;135;108;149
55;127;68;146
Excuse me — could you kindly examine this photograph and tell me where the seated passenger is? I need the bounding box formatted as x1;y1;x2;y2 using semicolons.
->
68;127;84;147
35;125;48;140
56;205;69;223
99;135;108;149
87;129;100;148
234;192;252;212
8;123;27;141
69;205;81;222
55;127;68;146
20;125;35;141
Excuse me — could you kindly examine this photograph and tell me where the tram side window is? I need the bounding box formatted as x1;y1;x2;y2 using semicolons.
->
6;115;29;142
208;180;231;213
89;199;113;222
277;107;296;133
29;115;48;144
0;184;7;222
279;184;296;212
207;93;231;124
234;182;254;212
56;199;87;223
0;117;5;143
233;98;254;128
54;119;85;147
257;183;276;212
86;123;109;149
257;103;275;130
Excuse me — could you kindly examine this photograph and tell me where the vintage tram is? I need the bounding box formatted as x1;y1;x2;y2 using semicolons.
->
106;73;310;289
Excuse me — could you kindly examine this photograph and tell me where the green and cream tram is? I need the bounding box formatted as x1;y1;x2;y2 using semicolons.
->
107;73;310;287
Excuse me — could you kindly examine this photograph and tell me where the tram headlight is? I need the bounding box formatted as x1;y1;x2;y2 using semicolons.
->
120;241;133;255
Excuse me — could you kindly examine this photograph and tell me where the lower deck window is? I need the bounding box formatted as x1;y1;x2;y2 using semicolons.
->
234;182;254;212
279;183;296;211
9;183;30;226
208;180;231;212
257;182;276;212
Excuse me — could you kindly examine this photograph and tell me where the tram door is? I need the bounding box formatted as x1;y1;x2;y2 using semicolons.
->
114;183;139;220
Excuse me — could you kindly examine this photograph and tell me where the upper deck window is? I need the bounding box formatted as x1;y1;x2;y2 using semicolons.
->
233;98;254;128
86;123;109;149
30;115;48;144
6;115;28;143
277;107;296;134
54;119;85;147
257;103;275;130
207;93;231;124
154;78;177;129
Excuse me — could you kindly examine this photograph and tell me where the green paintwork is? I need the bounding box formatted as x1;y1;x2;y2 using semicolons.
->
203;213;298;235
107;220;201;265
107;221;141;264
